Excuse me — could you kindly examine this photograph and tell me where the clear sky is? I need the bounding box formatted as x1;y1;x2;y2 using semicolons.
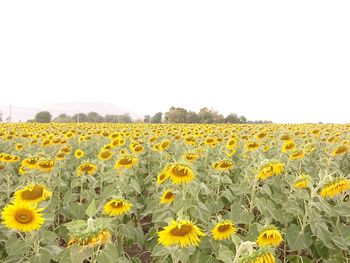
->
0;1;349;123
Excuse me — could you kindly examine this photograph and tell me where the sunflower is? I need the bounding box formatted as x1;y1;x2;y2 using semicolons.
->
166;163;194;184
157;168;170;185
245;141;260;151
211;220;236;241
37;159;55;173
115;155;138;170
289;150;305;160
332;145;348;157
21;157;39;169
294;176;308;189
257;227;283;247
14;185;52;204
242;250;275;263
282;141;296;152
320;178;350;198
74;149;85;159
212;160;234;171
160;189;175;204
257;162;284;180
1;202;45;232
183;152;200;163
103;199;132;216
159;139;171;151
77;162;97;176
158;220;206;247
98;149;113;161
68;229;111;247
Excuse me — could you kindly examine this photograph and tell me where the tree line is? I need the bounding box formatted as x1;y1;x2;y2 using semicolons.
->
28;107;272;124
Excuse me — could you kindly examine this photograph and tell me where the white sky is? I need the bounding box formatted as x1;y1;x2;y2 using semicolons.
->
0;1;349;123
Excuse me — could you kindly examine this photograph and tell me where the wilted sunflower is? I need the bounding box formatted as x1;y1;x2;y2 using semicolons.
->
320;178;350;198
158;220;205;247
257;226;283;247
14;185;52;204
211;220;236;241
68;229;111;247
77;162;97;176
166;163;194;184
74;149;85;159
115;155;138;170
103;199;132;216
1;202;45;232
212;160;234;171
98;149;113;161
160;189;175;204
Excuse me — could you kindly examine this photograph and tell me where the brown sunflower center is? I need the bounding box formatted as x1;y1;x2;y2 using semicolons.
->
111;201;123;208
119;157;132;165
172;165;190;177
170;224;192;236
219;161;232;168
21;186;44;200
217;224;230;233
15;209;34;224
100;151;112;159
164;191;173;199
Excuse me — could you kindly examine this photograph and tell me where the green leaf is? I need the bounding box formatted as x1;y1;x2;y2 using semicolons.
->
217;244;234;263
29;249;51;263
332;205;350;217
285;226;312;251
86;199;97;218
96;244;119;263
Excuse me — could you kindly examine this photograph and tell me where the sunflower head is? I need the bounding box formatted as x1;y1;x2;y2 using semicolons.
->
98;149;113;161
166;163;194;184
320;178;350;198
1;202;45;232
211;220;236;241
212;160;234;171
158;220;206;247
103;199;132;216
160;189;175;204
14;185;52;204
257;226;283;247
77;162;97;176
74;149;85;159
115;155;138;170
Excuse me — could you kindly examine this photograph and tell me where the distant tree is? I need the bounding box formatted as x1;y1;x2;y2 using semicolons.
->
104;114;120;123
52;113;73;123
198;107;224;123
144;115;151;123
27;119;35;123
151;112;163;123
34;111;52;123
118;114;132;123
0;111;3;122
186;111;199;123
164;107;188;123
225;113;239;123
238;116;247;123
72;113;88;123
86;112;104;123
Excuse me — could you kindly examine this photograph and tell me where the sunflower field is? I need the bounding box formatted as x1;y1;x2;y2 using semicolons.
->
0;123;350;263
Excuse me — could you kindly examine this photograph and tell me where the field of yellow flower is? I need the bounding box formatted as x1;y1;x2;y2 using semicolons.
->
1;123;350;263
